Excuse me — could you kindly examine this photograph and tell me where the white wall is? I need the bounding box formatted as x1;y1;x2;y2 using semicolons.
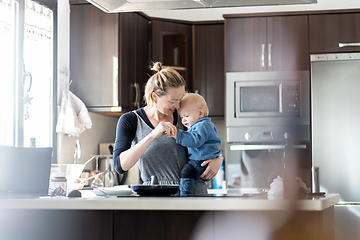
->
212;119;225;152
57;112;118;169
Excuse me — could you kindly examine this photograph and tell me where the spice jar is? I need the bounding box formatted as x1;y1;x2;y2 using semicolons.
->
49;173;67;196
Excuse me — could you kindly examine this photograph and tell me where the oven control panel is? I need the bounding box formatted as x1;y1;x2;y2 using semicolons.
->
227;126;310;143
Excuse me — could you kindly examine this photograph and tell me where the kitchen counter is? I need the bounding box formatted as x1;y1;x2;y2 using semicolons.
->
0;191;340;240
0;193;339;211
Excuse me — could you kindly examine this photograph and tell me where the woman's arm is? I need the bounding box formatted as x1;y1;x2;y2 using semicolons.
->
199;155;223;180
117;121;176;171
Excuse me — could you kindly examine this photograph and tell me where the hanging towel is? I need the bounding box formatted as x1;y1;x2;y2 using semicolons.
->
56;91;92;137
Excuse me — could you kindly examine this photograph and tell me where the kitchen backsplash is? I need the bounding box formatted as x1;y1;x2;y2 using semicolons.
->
57;112;118;169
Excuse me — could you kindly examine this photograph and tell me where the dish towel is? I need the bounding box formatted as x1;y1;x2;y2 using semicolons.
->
56;91;92;137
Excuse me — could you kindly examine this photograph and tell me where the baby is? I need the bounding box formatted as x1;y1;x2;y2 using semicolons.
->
171;93;222;196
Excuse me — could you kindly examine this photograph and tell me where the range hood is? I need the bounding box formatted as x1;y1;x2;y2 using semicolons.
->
87;0;317;13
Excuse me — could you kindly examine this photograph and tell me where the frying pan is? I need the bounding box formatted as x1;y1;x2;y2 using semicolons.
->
130;176;179;196
130;185;179;196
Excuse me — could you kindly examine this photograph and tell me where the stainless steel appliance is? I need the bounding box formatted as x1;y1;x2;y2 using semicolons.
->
311;53;360;239
226;71;310;128
311;52;360;201
226;126;311;189
225;71;311;188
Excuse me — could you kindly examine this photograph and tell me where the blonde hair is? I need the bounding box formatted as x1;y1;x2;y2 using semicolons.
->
180;93;209;117
144;62;186;107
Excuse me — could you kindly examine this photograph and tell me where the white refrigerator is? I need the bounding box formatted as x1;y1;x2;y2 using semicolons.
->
311;53;360;239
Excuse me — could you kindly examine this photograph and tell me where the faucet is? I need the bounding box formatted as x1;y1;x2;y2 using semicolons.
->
73;139;82;164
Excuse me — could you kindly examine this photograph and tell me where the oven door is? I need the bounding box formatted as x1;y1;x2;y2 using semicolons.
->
227;143;311;189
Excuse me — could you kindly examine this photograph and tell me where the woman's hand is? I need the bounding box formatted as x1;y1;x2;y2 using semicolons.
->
151;122;176;139
199;155;223;180
169;125;178;139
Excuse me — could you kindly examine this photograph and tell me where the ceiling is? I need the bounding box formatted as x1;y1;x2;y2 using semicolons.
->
140;0;360;21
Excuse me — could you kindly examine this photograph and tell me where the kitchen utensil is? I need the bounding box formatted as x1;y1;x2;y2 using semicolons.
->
130;175;179;196
130;185;179;196
108;144;127;185
150;175;158;185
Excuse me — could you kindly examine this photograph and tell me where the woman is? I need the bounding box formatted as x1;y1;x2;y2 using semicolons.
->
113;62;222;195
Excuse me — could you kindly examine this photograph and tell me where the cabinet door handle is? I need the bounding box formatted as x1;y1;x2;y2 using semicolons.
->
279;83;283;113
132;82;140;109
339;42;360;48
268;43;272;68
261;44;265;68
113;57;118;106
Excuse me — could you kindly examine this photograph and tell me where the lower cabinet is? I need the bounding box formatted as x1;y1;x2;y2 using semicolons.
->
0;208;334;240
0;209;112;240
113;210;205;240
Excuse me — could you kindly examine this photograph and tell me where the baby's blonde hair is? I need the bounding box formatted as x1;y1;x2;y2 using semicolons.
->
180;93;209;117
144;62;186;107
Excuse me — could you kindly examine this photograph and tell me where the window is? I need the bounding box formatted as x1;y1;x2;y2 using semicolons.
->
0;0;54;148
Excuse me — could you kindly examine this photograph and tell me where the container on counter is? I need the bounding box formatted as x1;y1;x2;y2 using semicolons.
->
213;157;225;189
49;172;67;196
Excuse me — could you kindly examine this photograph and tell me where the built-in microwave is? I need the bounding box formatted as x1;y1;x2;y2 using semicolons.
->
226;71;310;128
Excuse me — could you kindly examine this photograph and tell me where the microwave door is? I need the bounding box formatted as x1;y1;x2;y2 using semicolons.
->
235;81;284;117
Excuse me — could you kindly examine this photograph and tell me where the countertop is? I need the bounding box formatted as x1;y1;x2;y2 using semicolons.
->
0;187;339;211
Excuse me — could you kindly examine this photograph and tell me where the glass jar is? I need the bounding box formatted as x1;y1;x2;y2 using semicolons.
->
49;172;67;196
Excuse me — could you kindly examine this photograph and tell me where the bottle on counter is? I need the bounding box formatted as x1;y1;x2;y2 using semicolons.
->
91;174;104;188
213;156;225;189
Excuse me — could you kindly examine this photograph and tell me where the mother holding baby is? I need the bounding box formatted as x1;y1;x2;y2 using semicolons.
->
113;62;222;195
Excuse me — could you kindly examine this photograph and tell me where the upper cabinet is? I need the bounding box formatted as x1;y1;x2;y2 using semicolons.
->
118;13;150;111
70;4;118;109
70;4;149;114
309;13;360;54
226;15;309;72
151;20;193;92
193;23;225;117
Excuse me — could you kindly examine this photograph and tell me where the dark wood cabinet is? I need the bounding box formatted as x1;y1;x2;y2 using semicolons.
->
70;4;118;108
309;13;360;53
1;209;112;240
226;15;309;72
119;13;150;111
151;20;193;92
70;4;149;113
113;210;205;240
193;23;225;117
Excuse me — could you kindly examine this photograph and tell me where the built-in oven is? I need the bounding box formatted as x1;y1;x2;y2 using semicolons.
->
226;126;311;189
225;71;311;189
226;71;310;127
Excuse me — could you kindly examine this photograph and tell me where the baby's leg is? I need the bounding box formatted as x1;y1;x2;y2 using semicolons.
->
180;163;196;196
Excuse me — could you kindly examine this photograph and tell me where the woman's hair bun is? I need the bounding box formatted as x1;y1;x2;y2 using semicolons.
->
151;62;162;72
